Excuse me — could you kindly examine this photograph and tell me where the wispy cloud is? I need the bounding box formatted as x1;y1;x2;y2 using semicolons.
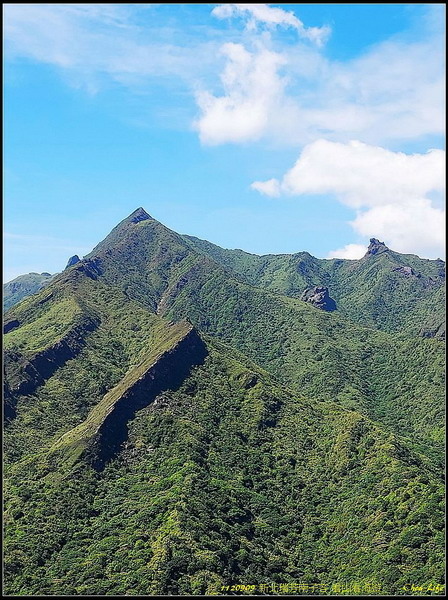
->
251;140;445;258
196;5;444;146
4;231;92;255
212;4;331;46
3;4;217;92
5;4;443;146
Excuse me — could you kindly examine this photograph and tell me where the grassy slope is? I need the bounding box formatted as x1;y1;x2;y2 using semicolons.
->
183;235;445;338
4;342;444;596
3;210;445;595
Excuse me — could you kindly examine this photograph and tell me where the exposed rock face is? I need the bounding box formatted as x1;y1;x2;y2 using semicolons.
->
129;207;151;224
4;315;99;412
419;323;445;340
84;326;208;471
392;266;420;278
3;319;20;334
65;255;81;269
3;381;16;422
73;258;103;280
301;286;337;311
366;238;389;256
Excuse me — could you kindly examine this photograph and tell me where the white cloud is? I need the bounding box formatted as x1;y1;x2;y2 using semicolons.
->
3;4;216;90
352;199;445;258
279;140;445;206
250;178;281;197
327;244;366;260
194;43;287;144
197;5;444;147
4;4;444;146
212;4;330;46
252;140;445;258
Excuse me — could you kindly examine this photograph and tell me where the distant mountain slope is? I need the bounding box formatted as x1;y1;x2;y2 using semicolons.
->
3;272;54;312
183;236;445;339
3;208;445;595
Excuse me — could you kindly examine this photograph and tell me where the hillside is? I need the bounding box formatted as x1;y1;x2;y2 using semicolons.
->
3;208;445;596
183;236;445;339
3;272;54;312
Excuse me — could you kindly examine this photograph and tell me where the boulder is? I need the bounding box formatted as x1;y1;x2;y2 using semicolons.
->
301;286;337;311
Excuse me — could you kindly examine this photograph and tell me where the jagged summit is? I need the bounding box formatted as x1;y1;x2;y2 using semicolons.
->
366;238;389;256
65;255;81;269
84;207;154;259
128;207;152;223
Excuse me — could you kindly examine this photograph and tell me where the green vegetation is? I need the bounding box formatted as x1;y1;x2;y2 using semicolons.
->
183;235;445;338
4;297;82;354
50;319;195;466
3;208;445;595
4;346;444;595
3;272;54;312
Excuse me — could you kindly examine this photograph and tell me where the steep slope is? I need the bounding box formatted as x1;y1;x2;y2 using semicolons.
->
4;207;445;596
3;272;54;312
45;208;442;456
183;236;445;338
51;321;207;471
4;337;444;596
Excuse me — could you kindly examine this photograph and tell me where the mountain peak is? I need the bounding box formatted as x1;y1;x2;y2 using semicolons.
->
366;238;389;256
128;207;152;224
65;255;81;269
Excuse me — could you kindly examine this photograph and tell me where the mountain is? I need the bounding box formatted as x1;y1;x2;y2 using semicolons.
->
182;235;445;339
3;272;54;312
3;208;445;596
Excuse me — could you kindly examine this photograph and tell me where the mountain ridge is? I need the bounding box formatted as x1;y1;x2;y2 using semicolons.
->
3;207;445;595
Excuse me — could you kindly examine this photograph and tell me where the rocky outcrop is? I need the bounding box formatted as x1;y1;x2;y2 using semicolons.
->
65;255;81;269
366;238;389;256
301;286;337;312
3;319;20;334
419;323;445;340
392;266;420;278
130;207;152;224
69;258;103;281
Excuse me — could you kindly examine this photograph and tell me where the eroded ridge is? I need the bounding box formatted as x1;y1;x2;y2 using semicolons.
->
52;323;208;471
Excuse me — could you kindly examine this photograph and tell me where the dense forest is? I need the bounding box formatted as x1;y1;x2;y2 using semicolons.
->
3;208;445;595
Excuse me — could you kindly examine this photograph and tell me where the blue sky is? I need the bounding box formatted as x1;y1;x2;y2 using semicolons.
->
3;3;445;281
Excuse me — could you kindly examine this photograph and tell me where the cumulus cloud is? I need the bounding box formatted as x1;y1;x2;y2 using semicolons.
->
212;4;330;46
252;140;445;258
194;43;287;144
279;140;445;206
352;199;445;257
327;244;367;260
197;5;444;147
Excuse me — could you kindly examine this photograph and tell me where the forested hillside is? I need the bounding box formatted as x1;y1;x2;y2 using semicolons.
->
4;208;445;596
